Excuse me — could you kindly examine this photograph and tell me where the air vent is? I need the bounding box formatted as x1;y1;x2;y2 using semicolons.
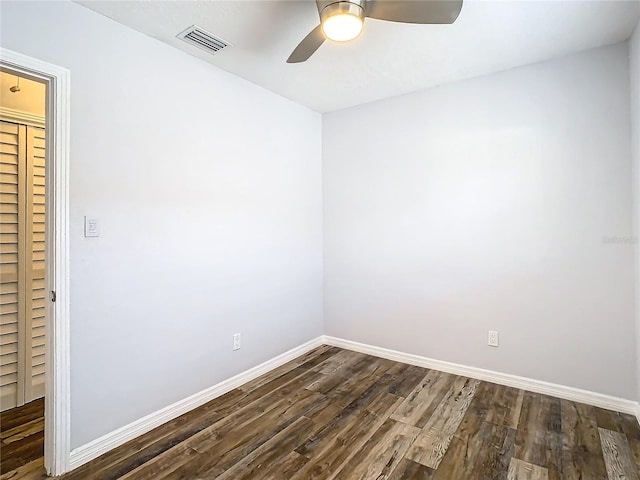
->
177;25;231;55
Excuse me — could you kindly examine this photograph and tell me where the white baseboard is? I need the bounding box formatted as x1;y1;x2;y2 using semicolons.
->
68;336;324;471
323;335;639;416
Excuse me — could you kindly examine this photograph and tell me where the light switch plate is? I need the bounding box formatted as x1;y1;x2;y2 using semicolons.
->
84;216;100;237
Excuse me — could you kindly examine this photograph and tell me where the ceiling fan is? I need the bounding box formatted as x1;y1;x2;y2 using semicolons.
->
287;0;464;63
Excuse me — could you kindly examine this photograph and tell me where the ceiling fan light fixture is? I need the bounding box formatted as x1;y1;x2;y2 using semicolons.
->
321;1;365;42
287;0;463;63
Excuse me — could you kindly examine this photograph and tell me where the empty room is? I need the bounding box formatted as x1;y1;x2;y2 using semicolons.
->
0;0;639;478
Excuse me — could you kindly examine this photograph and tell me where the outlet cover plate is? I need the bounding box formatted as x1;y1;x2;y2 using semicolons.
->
488;330;499;347
84;216;100;237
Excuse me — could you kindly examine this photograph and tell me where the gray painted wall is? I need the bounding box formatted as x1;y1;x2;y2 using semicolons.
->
323;43;636;400
0;1;324;448
631;20;640;401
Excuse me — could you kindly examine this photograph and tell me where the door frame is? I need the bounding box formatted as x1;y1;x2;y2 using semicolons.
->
1;48;71;476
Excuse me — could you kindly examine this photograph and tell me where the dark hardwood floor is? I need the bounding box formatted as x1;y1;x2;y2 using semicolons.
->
1;346;639;479
0;398;45;479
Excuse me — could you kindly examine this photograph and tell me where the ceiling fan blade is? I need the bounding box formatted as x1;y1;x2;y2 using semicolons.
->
366;0;463;24
287;25;325;63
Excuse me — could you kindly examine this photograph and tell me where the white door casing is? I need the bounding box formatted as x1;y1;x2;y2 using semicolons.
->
0;48;71;477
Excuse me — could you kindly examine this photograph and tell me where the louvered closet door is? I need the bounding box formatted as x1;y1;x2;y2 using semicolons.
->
0;120;46;410
0;121;26;411
26;126;46;400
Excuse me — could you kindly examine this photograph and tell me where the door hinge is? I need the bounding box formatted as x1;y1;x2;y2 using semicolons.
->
51;290;56;302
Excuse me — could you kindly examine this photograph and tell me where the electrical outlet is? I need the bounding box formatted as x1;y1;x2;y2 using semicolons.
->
488;330;499;347
233;333;241;351
84;216;100;237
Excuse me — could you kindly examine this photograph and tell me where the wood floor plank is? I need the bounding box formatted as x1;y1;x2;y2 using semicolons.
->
405;376;479;469
260;451;310;480
212;416;315;480
599;427;640;480
453;381;494;438
507;458;549;480
620;413;640;441
387;364;431;398
341;354;399;383
333;418;421;480
299;345;344;367
420;382;497;479
299;372;400;451
174;389;328;479
312;348;365;375
595;407;625;433
560;400;608;480
428;419;514;480
0;457;47;480
514;392;562;475
307;354;393;396
0;418;44;445
0;400;44;432
0;402;45;479
289;394;402;480
425;434;469;480
0;431;44;474
390;370;455;427
296;373;396;456
485;384;524;429
620;413;640;471
466;422;516;480
387;458;435;480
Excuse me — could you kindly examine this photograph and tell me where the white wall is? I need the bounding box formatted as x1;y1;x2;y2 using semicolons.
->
323;43;636;400
0;1;323;448
631;20;640;402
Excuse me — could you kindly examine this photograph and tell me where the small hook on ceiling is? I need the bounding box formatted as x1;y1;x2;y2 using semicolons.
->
9;76;21;93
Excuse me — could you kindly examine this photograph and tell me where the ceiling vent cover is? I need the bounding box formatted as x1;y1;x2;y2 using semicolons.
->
177;25;231;55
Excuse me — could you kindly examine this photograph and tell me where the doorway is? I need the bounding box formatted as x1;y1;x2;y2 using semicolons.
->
0;71;47;474
0;50;70;477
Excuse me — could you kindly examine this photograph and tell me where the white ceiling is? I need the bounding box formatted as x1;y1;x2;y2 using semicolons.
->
78;0;640;112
